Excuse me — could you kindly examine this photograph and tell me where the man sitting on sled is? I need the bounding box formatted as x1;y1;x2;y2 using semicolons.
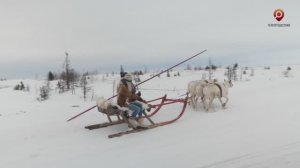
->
117;72;151;129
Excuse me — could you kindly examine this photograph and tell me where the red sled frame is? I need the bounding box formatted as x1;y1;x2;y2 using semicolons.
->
84;94;189;138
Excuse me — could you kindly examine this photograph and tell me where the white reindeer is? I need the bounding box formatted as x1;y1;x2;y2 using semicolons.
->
187;79;217;109
202;80;233;111
187;80;203;108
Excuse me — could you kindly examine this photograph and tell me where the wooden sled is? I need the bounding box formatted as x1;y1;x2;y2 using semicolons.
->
85;94;189;138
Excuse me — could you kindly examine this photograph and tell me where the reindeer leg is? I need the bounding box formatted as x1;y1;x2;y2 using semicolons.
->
200;96;205;110
194;96;199;110
218;97;224;109
208;97;214;112
192;96;197;109
212;97;218;112
203;97;209;111
222;96;229;108
188;94;191;105
191;96;195;108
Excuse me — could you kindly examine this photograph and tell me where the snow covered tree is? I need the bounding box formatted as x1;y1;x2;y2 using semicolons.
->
81;73;90;101
186;64;192;70
166;70;170;77
63;52;71;89
20;81;25;90
250;68;255;76
48;71;55;81
14;81;25;91
39;81;50;101
61;52;80;90
283;66;292;77
144;67;148;74
225;63;238;81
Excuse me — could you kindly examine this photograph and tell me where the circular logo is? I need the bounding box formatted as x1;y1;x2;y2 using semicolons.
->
273;9;284;22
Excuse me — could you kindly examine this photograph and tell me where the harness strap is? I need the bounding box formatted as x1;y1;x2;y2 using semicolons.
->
214;83;223;97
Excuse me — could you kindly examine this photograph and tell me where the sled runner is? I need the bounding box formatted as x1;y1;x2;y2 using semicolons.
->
85;94;189;138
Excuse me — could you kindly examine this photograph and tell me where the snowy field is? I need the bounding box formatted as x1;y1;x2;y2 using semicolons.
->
1;66;300;168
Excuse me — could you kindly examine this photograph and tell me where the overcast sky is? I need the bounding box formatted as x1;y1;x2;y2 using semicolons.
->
0;0;299;79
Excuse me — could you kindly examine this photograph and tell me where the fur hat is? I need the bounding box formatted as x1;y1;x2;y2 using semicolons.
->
124;73;132;81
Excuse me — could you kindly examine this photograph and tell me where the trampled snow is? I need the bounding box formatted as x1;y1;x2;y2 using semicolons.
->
1;66;300;168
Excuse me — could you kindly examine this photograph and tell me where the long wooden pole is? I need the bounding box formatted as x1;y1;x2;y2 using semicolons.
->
67;50;207;122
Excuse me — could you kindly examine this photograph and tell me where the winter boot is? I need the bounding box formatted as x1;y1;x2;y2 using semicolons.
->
137;118;148;129
146;104;152;112
127;118;138;129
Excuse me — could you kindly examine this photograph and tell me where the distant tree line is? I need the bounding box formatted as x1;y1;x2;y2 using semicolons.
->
185;64;218;71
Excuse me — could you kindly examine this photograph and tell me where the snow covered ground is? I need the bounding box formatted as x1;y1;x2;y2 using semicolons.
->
1;66;300;168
